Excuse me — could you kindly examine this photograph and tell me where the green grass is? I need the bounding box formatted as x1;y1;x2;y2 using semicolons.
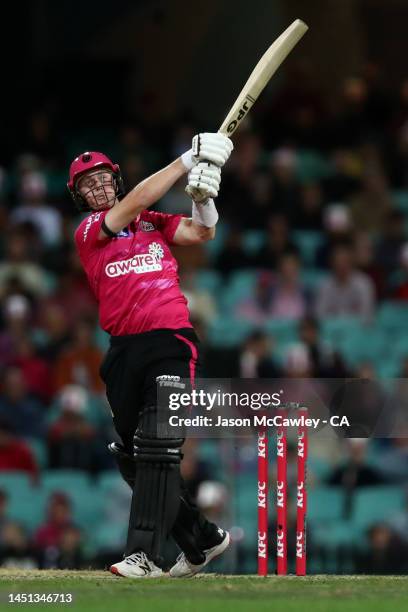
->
1;571;408;612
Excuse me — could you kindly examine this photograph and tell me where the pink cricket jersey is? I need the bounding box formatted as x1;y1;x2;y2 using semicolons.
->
74;209;192;336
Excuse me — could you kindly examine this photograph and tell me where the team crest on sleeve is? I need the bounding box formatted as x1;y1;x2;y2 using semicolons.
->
140;220;155;232
105;242;165;277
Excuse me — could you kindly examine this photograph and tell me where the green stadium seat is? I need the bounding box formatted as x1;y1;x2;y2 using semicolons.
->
95;327;110;351
339;329;387;367
92;521;127;551
7;489;47;532
377;302;408;333
204;222;228;260
235;473;257;519
293;231;324;266
392;190;408;214
195;270;222;294
308;487;345;522
24;439;48;470
308;456;332;482
301;269;327;290
263;319;298;346
242;230;265;254
207;318;256;347
97;471;122;494
312;520;358;547
320;317;366;350
219;270;259;312
296;150;331;182
352;486;405;529
0;472;32;497
41;470;92;494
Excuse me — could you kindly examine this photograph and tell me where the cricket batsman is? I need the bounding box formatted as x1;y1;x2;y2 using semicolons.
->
68;134;233;578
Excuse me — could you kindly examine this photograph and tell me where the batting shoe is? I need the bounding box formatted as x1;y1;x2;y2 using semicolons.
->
169;530;230;578
110;552;163;578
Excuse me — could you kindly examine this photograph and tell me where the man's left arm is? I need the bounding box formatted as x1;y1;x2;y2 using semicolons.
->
173;163;221;245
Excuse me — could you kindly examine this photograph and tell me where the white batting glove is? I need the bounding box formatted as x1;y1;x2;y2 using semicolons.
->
181;133;233;169
185;162;221;202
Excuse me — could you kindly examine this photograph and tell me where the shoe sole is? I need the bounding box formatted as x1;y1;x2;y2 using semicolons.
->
110;565;163;578
170;531;231;578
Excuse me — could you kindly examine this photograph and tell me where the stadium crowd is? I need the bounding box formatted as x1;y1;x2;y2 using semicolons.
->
1;64;408;572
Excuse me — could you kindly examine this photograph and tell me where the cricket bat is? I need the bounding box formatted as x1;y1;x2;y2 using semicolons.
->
186;19;308;199
218;19;309;136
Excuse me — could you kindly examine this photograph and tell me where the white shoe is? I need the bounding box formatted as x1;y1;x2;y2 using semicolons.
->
169;530;230;578
110;552;163;578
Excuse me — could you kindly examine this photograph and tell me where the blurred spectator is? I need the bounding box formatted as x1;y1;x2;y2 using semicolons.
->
391;243;408;300
322;149;361;201
215;228;253;276
355;524;408;574
252;214;297;270
0;523;38;569
54;318;104;393
34;493;79;569
196;481;228;523
0;294;32;367
0;491;13;545
57;526;84;569
353;232;385;299
268;252;309;320
376;210;406;273
293;182;325;231
0;233;48;298
234;272;274;325
47;385;107;473
316;203;353;268
282;343;313;378
179;269;217;325
220;133;268;228
12;339;53;403
11;171;62;246
327;439;386;488
42;217;76;275
0;367;45;438
236;255;308;323
181;439;214;499
239;331;280;378
0;420;38;481
330;77;372;148
121;154;145;188
350;169;392;233
44;253;96;326
269;148;301;213
299;317;349;377
315;244;375;321
37;304;71;362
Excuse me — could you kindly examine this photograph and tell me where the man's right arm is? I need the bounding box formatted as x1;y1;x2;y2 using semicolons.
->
100;132;233;239
101;158;187;238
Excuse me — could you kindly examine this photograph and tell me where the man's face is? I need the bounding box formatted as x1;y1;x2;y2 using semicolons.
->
77;169;117;210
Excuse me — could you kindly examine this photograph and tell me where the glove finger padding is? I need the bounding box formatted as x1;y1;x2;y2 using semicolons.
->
187;162;221;200
189;164;221;185
192;133;233;167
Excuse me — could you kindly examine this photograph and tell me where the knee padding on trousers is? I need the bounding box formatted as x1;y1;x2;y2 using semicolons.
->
133;434;184;463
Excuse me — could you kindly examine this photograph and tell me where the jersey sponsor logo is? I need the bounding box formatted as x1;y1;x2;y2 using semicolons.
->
83;212;102;242
105;242;165;277
140;220;155;232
